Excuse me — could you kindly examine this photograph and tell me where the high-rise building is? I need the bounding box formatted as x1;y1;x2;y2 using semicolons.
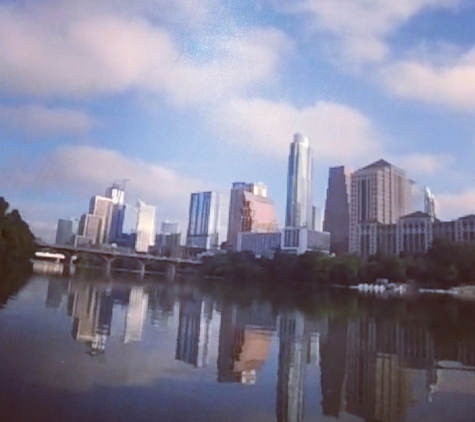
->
227;182;278;251
55;218;78;246
424;187;436;221
323;166;351;255
89;195;115;244
77;213;102;245
349;159;412;255
105;183;126;242
135;200;156;253
286;133;313;229
186;191;220;251
160;220;179;235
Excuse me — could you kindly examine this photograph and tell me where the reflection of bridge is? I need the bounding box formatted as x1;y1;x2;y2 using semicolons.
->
36;244;202;279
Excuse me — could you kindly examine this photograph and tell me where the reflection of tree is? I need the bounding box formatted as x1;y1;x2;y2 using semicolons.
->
0;266;31;308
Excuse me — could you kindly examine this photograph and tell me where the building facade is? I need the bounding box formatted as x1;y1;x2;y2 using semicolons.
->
89;195;115;244
355;213;475;257
135;200;156;253
286;133;313;229
105;183;126;243
76;213;102;245
55;218;78;246
186;191;220;251
237;231;282;258
160;220;179;235
227;182;278;251
350;160;412;254
323;166;351;255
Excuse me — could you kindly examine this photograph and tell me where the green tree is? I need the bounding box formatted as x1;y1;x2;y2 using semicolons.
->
0;197;35;270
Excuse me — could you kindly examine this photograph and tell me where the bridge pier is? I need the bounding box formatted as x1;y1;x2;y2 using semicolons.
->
165;263;176;282
138;261;145;279
103;258;112;278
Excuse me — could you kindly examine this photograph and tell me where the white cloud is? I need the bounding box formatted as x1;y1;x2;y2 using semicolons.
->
381;46;475;111
0;1;290;104
436;189;475;220
267;0;460;63
210;98;383;163
393;153;454;176
0;104;93;139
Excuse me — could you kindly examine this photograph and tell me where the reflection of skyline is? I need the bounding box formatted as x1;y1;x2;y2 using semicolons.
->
217;301;276;384
276;311;306;422
175;293;213;367
39;279;475;422
69;283;114;355
124;286;149;343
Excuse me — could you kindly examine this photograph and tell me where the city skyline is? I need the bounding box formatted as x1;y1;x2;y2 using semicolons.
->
3;0;475;242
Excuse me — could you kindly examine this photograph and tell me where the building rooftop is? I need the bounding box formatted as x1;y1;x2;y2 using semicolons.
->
400;211;432;220
361;159;393;170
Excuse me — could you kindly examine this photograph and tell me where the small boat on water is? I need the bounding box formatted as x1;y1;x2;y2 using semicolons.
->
356;280;409;295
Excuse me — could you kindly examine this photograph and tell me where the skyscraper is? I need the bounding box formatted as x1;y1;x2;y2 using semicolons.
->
424;187;436;220
323;166;351;255
160;220;179;235
349;159;412;254
227;182;278;251
135;200;156;253
89;195;114;244
286;133;313;228
105;182;126;242
55;218;78;245
186;191;220;251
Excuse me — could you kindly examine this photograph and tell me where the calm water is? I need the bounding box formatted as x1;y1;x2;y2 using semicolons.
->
1;273;475;422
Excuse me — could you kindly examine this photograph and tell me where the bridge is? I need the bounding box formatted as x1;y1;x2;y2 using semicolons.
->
35;244;202;280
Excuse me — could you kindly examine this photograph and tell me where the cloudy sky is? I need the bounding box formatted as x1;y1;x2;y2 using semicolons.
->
2;0;475;241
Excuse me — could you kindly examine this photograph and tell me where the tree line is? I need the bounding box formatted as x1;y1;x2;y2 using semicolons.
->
0;197;35;270
201;238;475;288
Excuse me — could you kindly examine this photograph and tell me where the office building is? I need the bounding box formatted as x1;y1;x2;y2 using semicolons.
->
186;191;220;251
160;220;179;235
55;218;78;246
424;187;436;220
135;200;156;253
281;227;331;255
311;206;321;231
237;231;282;258
154;232;182;257
227;182;278;251
358;212;475;256
349;159;412;254
105;183;126;242
286;133;313;229
76;213;102;246
89;195;115;244
323;166;351;255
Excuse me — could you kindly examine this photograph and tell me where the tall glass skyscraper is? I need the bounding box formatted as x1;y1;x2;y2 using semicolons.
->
186;191;220;250
285;133;313;228
135;200;156;253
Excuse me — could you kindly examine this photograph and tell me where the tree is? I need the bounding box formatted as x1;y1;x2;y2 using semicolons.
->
0;197;35;269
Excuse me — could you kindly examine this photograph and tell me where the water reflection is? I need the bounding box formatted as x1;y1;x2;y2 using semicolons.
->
1;276;475;421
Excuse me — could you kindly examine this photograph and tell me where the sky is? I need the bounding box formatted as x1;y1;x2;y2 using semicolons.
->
2;0;475;242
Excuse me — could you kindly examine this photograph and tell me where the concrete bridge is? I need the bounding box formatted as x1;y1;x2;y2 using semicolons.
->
35;244;202;280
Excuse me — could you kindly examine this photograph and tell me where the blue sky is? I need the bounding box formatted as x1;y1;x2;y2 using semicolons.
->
2;0;475;241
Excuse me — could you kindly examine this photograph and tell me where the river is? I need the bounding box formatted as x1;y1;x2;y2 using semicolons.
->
1;271;474;422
